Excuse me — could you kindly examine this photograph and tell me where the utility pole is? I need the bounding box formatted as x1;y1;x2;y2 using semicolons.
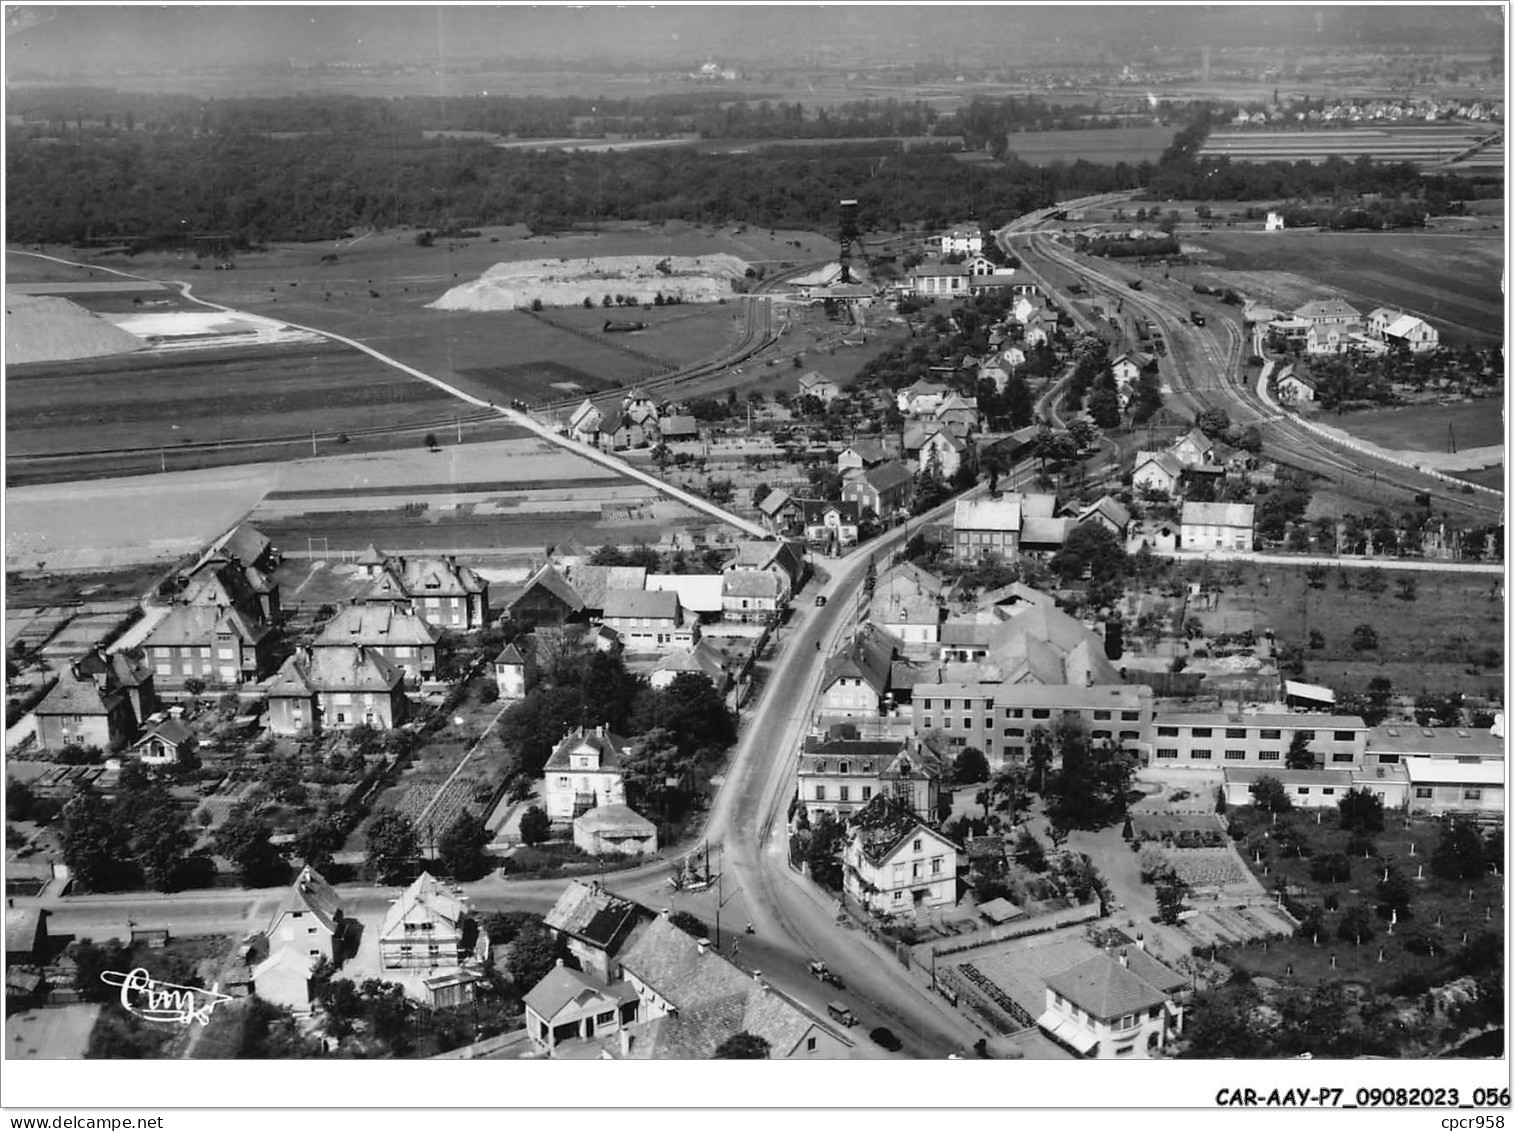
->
311;430;317;456
457;416;463;443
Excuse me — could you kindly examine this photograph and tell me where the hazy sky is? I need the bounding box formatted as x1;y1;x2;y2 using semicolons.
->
4;5;1503;80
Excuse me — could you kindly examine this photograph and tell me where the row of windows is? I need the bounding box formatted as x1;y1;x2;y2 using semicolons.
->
1155;725;1353;741
814;785;873;802
919;700;1141;722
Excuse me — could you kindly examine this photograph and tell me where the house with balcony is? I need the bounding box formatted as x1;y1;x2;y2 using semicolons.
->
1038;949;1186;1059
543;725;632;822
799;499;860;552
314;605;439;681
798;728;945;823
264;646;409;736
842;797;960;920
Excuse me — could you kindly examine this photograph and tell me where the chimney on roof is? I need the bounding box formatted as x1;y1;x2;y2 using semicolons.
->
1119;948;1129;968
696;938;710;956
555;958;564;968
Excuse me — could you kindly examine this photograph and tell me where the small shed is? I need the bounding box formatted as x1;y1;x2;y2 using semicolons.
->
573;804;658;857
978;897;1024;925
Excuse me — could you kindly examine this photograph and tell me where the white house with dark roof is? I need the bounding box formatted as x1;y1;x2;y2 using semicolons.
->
939;226;984;256
842;460;914;519
1170;428;1215;467
265;865;345;964
356;549;490;630
493;637;536;700
799;499;860;551
1133;450;1184;495
1382;313;1439;353
836;439;888;471
650;640;728;692
314;604;439;681
543;725;632;821
1179;501;1254;552
897;379;949;417
817;627;895;719
1275;366;1317;404
128;714;196;766
797;370;841;402
600;588;694;651
34;660;146;753
906;425;966;479
1038;949;1186;1059
1078;495;1132;538
569;399;604;443
842;797;960;919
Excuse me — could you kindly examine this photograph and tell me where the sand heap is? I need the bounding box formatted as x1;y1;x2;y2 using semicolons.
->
428;254;749;311
4;291;148;364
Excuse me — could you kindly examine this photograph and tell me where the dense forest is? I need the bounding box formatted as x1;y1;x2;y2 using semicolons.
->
4;91;1487;245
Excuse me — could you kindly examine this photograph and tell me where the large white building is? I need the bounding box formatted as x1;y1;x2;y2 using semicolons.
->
842;800;960;920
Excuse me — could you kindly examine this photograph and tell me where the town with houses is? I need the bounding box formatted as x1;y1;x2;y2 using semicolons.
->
1;6;1505;1080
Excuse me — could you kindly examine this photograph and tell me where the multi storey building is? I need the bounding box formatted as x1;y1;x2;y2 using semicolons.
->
1151;712;1368;769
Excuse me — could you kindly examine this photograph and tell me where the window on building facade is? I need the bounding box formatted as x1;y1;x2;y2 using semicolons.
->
1322;788;1335;796
1093;730;1112;740
1191;727;1212;737
839;787;850;802
1415;787;1433;799
912;838;922;852
1298;730;1316;741
1464;788;1483;801
1190;749;1212;760
1259;751;1280;761
1156;749;1178;759
1332;753;1355;763
1333;730;1355;741
1260;729;1281;740
862;787;872;800
1032;709;1050;719
815;786;826;801
1121;711;1140;722
1224;750;1246;760
1225;728;1247;739
1093;710;1111;720
1157;726;1178;737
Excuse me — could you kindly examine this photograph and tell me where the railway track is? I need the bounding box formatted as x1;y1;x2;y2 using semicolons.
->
1003;224;1503;523
534;260;819;414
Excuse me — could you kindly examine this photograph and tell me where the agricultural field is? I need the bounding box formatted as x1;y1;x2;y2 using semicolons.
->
1200;562;1504;699
1198;124;1499;168
1185;229;1504;346
996;125;1178;165
4;338;517;486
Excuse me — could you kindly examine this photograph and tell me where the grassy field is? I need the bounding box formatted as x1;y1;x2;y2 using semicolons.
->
52;221;828;410
1199;125;1497;168
1217;805;1502;994
1330;401;1504;454
1187;229;1504;346
1205;562;1504;698
998;125;1177;165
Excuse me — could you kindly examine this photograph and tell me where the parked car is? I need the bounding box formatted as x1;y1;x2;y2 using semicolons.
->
808;960;845;989
870;1026;903;1051
815;595;828;607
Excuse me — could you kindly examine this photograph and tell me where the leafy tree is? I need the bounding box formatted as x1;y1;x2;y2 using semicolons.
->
1043;725;1136;831
214;804;287;887
438;810;491;882
128;792;194;892
1395;575;1418;601
518;804;551;847
505;920;564;990
1431;818;1489;881
1309;853;1352;885
987;765;1030;825
1337;787;1384;834
1248;775;1292;814
953;746;990;786
61;781;129;892
714;1032;771;1059
632;672;734;758
1012;828;1047;872
293;815;344;874
1350;623;1379;652
805;810;846;890
1087;383;1121;429
620;727;690;820
1050;523;1127;606
1196;408;1231;438
1130;368;1164;424
1375;865;1413;919
365;807;420;885
1337;904;1375;945
1026;726;1054;793
1285;731;1316;770
1155;870;1189;925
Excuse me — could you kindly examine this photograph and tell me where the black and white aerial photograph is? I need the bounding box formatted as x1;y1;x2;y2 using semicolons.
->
1;1;1507;1117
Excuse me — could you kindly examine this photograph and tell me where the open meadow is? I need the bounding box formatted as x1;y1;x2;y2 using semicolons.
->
1326;401;1504;455
1198;124;1498;168
1186;229;1504;346
1202;562;1504;699
998;125;1177;165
